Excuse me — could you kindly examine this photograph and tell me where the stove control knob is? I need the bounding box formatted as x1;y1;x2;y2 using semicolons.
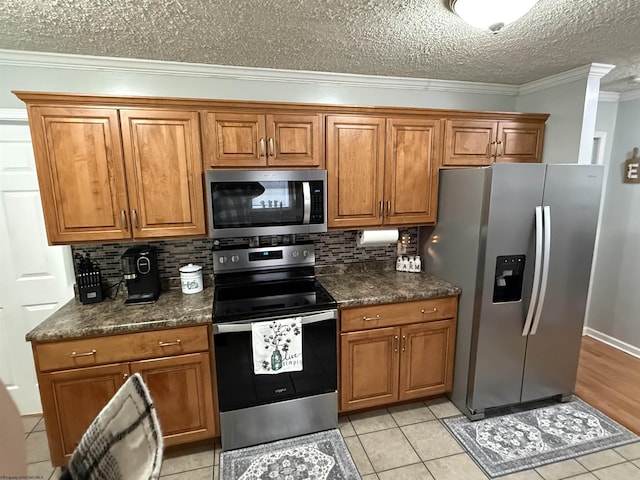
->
292;250;299;258
231;255;240;263
218;256;227;264
303;250;310;257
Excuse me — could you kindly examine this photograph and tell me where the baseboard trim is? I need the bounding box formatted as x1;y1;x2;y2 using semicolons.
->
583;327;640;359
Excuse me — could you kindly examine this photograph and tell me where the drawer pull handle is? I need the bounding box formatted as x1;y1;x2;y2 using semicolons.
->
421;308;438;314
71;349;96;358
362;314;381;321
158;340;182;347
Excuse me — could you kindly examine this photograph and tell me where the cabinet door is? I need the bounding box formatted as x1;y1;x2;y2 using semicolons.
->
38;363;129;466
266;114;322;167
28;106;130;244
203;112;266;168
340;327;400;411
443;119;496;166
398;320;456;401
496;121;545;163
326;116;385;228
120;109;205;238
131;352;215;446
385;118;441;225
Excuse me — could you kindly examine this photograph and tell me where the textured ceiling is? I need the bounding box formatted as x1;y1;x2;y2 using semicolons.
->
1;0;639;92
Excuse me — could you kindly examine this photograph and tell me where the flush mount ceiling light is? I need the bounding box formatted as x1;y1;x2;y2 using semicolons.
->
449;0;540;33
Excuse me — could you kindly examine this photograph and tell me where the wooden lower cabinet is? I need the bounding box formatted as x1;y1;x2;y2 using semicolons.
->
39;363;129;463
132;352;215;446
32;325;217;467
339;298;457;412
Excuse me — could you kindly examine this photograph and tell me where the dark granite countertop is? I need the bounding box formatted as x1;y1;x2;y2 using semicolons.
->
26;287;213;342
317;262;461;308
26;262;460;343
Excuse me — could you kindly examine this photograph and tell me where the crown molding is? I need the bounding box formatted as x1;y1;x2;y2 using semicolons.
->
620;89;640;102
0;108;28;121
518;63;616;96
598;91;621;102
0;49;520;97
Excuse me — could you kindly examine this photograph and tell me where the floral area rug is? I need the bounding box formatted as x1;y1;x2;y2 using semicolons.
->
444;397;638;478
220;429;360;479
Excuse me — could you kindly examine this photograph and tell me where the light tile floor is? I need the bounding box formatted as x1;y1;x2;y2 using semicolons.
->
22;399;640;479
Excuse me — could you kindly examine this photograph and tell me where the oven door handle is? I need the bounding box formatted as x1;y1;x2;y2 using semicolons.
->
213;309;337;334
302;181;311;225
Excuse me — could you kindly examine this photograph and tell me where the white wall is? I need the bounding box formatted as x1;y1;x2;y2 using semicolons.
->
516;78;589;164
0;50;517;111
586;95;640;353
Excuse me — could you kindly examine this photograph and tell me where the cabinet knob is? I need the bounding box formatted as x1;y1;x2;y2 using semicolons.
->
394;335;399;353
402;335;407;352
120;210;128;230
123;373;129;380
268;137;275;157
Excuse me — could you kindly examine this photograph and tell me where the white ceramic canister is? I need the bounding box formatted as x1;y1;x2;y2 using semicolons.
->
179;263;203;294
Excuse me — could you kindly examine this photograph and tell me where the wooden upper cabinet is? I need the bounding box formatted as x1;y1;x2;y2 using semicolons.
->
326;115;441;229
27;107;130;244
443;118;546;166
443;119;497;166
203;111;322;168
326;116;385;228
385;118;441;225
495;121;545;163
120;109;205;238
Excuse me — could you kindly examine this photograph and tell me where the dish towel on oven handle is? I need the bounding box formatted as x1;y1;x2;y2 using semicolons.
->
252;317;303;374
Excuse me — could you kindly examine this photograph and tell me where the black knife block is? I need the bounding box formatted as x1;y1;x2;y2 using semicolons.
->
77;270;104;304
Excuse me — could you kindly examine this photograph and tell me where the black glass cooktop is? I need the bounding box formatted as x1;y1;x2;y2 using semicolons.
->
212;276;336;323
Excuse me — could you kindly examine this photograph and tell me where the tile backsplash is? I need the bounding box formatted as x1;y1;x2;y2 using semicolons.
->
71;228;419;286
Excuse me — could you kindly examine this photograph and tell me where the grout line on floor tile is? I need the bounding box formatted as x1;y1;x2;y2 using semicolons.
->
353;432;377;475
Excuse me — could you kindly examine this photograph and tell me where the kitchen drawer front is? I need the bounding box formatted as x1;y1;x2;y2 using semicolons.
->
35;325;210;372
340;297;457;332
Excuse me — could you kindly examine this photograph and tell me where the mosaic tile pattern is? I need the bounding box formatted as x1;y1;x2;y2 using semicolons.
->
71;228;419;285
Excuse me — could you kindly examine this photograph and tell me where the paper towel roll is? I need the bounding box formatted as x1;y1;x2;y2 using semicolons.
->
356;228;399;247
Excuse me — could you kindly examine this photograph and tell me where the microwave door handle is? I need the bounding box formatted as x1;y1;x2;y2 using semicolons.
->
302;181;311;224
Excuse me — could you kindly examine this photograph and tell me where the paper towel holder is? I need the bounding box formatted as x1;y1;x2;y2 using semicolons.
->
356;228;399;248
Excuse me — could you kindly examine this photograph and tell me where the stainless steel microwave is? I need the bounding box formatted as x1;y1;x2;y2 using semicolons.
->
205;169;327;238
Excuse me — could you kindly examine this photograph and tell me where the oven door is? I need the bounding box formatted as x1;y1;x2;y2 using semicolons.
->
205;169;327;238
213;309;337;413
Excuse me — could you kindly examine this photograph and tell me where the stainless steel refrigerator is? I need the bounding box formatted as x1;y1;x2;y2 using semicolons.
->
419;163;603;420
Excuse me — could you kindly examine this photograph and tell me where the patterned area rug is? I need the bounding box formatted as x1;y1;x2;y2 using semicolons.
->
220;429;360;479
444;397;638;478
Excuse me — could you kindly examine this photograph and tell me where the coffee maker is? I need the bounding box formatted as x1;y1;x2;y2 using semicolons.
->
121;245;161;304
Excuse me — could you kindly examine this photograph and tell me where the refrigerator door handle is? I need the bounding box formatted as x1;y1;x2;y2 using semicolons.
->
530;205;552;335
522;205;544;336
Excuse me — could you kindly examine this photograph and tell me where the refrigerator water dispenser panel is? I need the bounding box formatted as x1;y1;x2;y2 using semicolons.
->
493;255;526;303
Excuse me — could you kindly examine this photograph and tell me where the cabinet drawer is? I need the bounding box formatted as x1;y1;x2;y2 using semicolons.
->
35;325;210;372
341;297;457;332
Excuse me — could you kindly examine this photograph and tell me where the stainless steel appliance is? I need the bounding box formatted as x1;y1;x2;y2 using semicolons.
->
212;242;338;450
419;164;603;420
205;169;327;238
121;246;161;304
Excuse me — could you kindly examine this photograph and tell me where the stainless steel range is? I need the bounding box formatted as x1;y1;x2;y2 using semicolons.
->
212;242;338;451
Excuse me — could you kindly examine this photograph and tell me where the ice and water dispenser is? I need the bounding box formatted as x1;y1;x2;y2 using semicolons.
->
493;255;525;303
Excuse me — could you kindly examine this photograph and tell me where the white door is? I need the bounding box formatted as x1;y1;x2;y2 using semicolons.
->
0;112;75;414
